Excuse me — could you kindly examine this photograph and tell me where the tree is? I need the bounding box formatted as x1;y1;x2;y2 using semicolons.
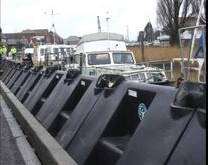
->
156;0;203;45
191;0;206;24
137;31;144;42
153;30;161;40
144;22;154;42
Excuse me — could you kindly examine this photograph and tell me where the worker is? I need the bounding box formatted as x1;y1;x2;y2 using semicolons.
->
2;45;7;56
0;44;6;66
10;47;17;60
0;45;3;64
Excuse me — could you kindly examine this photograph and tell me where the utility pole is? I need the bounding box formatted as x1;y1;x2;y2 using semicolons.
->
140;31;145;62
97;16;101;33
44;9;59;44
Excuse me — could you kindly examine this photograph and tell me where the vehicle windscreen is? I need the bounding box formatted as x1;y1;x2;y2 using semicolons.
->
88;53;111;65
66;48;72;53
53;48;59;54
112;53;134;64
60;47;66;56
40;48;45;56
146;72;165;82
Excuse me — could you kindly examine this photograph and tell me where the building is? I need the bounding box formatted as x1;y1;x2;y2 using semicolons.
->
2;29;64;49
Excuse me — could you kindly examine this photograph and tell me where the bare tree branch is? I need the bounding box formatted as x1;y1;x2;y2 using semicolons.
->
156;0;205;45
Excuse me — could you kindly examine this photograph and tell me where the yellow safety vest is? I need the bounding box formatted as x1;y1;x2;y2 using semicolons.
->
0;47;3;56
10;48;17;55
2;46;7;54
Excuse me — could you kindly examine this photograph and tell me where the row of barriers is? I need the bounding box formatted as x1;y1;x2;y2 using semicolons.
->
0;59;206;165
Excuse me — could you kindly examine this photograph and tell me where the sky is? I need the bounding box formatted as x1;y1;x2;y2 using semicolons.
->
1;0;159;41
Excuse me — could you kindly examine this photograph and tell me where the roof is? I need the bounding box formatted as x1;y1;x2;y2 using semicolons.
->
85;50;132;54
65;36;81;41
64;36;81;45
79;32;124;44
21;29;49;34
157;35;170;41
180;31;201;40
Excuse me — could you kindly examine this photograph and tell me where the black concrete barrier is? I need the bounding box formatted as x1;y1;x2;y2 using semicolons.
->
0;81;77;165
7;66;25;89
116;82;206;165
10;67;31;95
16;67;43;102
36;70;95;137
23;68;63;115
3;63;20;84
1;65;14;81
55;74;109;147
65;74;129;165
0;60;205;165
0;60;16;80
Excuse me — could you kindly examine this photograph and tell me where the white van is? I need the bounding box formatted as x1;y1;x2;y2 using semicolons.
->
68;32;168;84
34;44;75;65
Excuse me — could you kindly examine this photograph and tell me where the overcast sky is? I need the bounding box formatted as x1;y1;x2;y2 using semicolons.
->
1;0;159;40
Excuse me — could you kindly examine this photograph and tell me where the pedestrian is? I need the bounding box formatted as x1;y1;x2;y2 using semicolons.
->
176;73;184;88
27;53;33;67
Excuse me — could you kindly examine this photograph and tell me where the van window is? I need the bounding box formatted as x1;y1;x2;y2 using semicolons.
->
88;53;111;65
53;48;59;54
112;53;134;64
40;48;45;56
66;48;71;53
45;48;50;54
74;55;80;64
60;47;66;56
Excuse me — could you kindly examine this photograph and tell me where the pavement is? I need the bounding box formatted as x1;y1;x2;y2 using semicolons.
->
0;106;26;165
0;95;41;165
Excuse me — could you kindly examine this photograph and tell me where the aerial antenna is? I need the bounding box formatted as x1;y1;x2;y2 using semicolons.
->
44;9;59;44
97;16;101;33
126;25;129;41
106;11;111;40
148;17;151;23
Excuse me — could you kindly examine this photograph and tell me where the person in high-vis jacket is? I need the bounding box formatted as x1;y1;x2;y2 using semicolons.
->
0;45;4;66
10;47;17;60
2;45;7;56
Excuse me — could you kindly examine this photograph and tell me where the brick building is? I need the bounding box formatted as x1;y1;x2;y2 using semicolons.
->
2;29;63;49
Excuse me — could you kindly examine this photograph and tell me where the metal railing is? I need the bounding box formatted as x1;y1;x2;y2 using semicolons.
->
178;25;206;82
